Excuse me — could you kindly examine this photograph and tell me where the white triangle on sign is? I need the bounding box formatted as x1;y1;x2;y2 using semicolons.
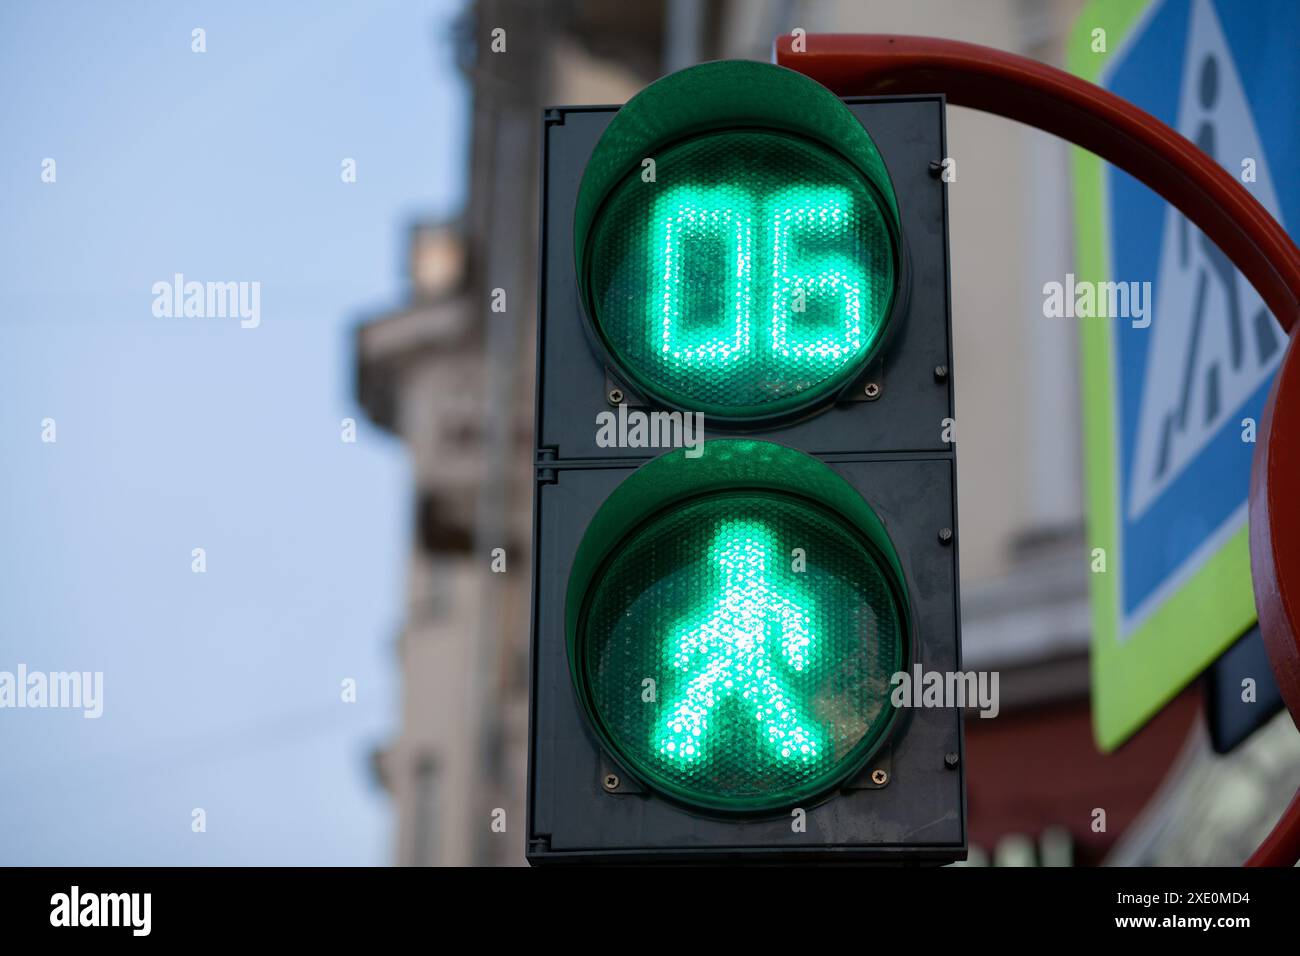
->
1126;0;1285;521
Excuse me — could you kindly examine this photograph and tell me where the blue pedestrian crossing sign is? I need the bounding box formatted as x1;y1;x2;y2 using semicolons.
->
1069;0;1300;750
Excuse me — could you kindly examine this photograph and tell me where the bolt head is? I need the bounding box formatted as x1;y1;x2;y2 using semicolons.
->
602;773;620;791
870;768;888;786
938;527;953;544
864;382;881;399
944;752;959;769
607;388;624;406
934;365;949;381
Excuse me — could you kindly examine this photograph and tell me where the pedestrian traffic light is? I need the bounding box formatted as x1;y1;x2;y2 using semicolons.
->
528;60;964;863
566;440;912;815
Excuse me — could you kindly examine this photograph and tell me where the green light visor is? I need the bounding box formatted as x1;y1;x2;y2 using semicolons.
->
575;61;902;422
567;440;910;813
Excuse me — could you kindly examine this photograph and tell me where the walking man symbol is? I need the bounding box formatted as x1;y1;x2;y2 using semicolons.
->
656;521;824;767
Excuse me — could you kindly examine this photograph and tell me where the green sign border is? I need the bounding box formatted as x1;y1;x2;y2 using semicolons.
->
1068;0;1258;751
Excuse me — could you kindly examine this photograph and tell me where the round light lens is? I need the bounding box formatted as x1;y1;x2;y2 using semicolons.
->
575;489;906;812
586;130;897;419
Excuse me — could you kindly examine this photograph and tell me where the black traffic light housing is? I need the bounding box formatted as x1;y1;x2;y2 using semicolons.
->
527;71;964;863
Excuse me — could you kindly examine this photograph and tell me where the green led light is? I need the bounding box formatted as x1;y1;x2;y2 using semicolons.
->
588;131;895;419
568;441;909;812
652;185;754;366
656;521;822;770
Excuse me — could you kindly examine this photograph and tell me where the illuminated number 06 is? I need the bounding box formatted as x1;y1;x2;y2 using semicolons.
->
653;185;866;365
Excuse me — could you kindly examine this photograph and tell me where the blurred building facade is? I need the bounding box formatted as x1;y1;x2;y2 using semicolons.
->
355;0;1291;866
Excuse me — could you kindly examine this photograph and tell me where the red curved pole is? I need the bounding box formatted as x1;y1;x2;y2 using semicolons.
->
1246;332;1300;867
775;33;1300;866
1245;784;1300;867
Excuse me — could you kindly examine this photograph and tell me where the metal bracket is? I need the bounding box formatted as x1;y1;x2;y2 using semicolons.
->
536;446;558;484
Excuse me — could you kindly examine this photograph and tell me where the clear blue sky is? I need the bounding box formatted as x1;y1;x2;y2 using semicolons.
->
0;0;467;864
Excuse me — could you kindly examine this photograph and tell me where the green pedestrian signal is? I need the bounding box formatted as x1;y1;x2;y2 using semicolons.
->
569;441;909;813
656;521;822;773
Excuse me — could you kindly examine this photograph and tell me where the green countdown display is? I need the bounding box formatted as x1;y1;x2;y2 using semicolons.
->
588;132;895;417
574;61;902;423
